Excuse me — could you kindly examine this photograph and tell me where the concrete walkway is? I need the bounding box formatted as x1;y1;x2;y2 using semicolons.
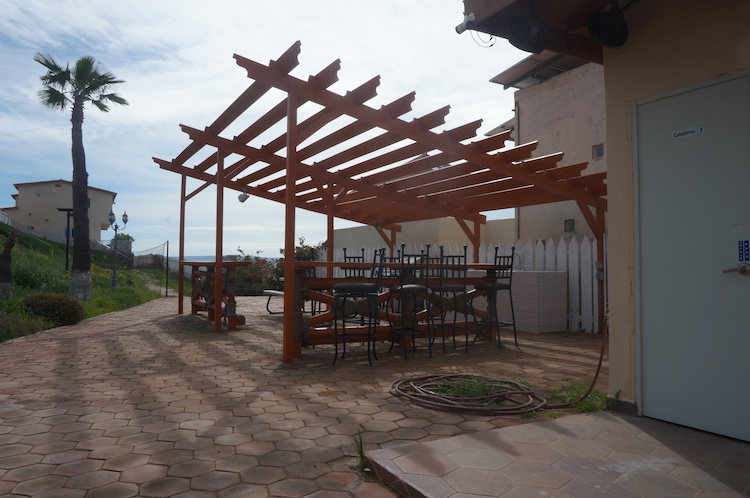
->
0;296;747;497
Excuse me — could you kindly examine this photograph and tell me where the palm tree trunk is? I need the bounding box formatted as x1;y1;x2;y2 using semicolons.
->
69;96;91;301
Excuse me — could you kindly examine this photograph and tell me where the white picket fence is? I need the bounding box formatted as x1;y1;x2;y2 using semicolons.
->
329;235;605;333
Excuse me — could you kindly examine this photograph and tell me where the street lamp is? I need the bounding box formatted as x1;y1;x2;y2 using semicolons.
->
56;208;73;272
108;210;128;288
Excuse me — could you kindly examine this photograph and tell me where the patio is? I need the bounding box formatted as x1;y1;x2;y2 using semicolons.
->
0;296;747;497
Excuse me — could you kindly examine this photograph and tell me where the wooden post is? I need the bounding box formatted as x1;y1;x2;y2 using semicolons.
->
283;85;299;363
214;150;225;333
178;174;186;314
327;212;334;278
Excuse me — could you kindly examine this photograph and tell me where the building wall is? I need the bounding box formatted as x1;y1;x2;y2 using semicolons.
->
333;217;515;253
515;62;606;242
1;180;116;241
605;0;750;402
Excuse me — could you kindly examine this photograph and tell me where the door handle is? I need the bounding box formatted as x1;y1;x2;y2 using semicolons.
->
723;263;750;275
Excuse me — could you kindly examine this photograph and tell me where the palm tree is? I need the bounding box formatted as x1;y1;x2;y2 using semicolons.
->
34;53;128;301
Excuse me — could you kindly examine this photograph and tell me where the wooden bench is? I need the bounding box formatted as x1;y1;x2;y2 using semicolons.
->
263;289;284;314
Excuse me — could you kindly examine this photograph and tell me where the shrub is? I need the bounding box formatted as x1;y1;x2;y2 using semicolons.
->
22;293;86;327
0;310;48;342
234;256;283;295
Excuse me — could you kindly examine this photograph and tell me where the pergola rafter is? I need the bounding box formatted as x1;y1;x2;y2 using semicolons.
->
153;42;607;359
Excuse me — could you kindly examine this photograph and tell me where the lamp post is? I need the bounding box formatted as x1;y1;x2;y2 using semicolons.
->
108;210;128;288
56;208;73;272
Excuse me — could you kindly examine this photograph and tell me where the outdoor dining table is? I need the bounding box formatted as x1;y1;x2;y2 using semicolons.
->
293;260;506;347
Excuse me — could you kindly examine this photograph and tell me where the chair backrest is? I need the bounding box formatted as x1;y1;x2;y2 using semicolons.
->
438;245;468;283
369;248;387;287
343;247;366;278
396;243;430;286
494;246;515;282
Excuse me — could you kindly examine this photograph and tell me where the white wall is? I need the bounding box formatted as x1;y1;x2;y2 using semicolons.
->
515;62;606;241
333;218;515;252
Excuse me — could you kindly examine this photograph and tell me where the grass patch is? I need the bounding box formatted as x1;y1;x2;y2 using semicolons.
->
0;308;49;342
0;229;165;342
83;273;162;318
428;375;512;402
351;430;369;471
547;379;620;413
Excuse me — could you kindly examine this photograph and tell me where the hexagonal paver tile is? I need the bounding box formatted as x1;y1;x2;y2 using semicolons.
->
120;464;168;483
168;459;215;478
190;470;240;491
3;463;55;481
393;453;459;476
448;447;512;470
65;470;119;490
139;476;190;497
285;460;330;479
84;481;138;498
501;461;572;488
258;450;302;468
10;475;68;496
554;457;623;481
150;449;193;465
53;458;104;476
215;454;259;472
445;467;515;496
501;442;565;464
268;477;319;497
241;465;287;485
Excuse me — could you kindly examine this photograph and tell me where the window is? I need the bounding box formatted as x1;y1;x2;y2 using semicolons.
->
592;144;605;160
34;193;41;198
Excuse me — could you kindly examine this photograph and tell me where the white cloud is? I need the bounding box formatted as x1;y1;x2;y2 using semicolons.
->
0;0;526;256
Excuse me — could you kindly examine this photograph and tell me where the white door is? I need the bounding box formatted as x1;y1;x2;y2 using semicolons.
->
636;73;750;442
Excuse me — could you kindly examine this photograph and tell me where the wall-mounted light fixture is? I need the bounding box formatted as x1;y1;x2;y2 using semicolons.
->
455;13;476;34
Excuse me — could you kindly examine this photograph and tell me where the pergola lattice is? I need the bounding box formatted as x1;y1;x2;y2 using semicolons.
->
154;41;606;362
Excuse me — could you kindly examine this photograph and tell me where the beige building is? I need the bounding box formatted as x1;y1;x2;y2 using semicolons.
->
492;56;606;242
1;180;116;243
334;217;515;251
334;55;605;250
465;0;750;443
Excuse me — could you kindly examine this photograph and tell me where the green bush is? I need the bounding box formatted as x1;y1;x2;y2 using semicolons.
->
0;310;48;342
22;293;86;327
233;254;283;296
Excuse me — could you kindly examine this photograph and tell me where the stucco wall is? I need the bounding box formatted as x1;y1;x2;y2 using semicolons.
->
605;0;750;402
515;62;606;242
333;217;515;252
1;181;116;241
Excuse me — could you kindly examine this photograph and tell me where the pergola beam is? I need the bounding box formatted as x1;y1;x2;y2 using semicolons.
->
234;50;604;210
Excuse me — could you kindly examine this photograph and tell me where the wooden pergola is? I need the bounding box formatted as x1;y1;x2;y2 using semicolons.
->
153;41;607;362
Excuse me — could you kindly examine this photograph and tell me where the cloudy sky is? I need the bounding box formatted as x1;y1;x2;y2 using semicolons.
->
0;0;526;257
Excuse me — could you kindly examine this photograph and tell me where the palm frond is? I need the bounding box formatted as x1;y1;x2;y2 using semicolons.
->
38;87;69;110
90;92;129;112
102;93;129;106
34;52;71;90
36;53;127;114
72;56;98;89
33;52;64;73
